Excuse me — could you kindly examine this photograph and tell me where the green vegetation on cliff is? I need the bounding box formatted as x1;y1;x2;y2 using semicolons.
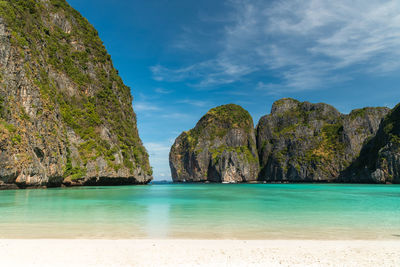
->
342;103;400;183
266;100;345;172
257;98;389;182
210;145;258;165
171;98;392;184
349;107;389;120
382;104;400;144
0;0;152;187
186;104;253;150
355;103;400;167
170;104;259;183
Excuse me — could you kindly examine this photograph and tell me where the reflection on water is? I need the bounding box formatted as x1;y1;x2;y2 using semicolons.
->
145;204;170;238
0;184;399;239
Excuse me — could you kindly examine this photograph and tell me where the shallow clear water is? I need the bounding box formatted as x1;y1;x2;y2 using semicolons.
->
0;184;399;239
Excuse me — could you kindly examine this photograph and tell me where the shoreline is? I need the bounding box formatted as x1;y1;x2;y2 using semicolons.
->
2;182;399;191
1;239;399;266
0;181;152;191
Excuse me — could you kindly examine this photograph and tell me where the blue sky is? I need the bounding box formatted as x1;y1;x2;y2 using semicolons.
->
67;0;400;180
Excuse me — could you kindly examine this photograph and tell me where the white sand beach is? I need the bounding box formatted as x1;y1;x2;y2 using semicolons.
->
0;239;399;267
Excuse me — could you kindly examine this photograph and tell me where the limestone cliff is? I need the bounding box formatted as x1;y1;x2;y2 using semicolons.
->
0;0;152;189
169;104;259;183
342;104;400;183
256;98;389;182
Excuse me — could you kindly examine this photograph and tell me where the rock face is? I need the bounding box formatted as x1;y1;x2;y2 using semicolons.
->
169;104;259;183
169;99;393;184
342;104;400;183
0;0;152;189
256;98;389;182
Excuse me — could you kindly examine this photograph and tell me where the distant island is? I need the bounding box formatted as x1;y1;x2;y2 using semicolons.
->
170;98;400;184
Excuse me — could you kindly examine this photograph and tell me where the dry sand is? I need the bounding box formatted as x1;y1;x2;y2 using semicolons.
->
0;239;399;266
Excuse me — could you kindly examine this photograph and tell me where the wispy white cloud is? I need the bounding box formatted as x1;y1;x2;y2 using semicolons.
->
144;142;172;180
172;25;224;53
177;99;211;107
133;101;160;112
151;0;400;92
264;0;400;73
160;112;193;120
145;142;171;154
155;88;173;94
151;60;253;87
150;64;196;82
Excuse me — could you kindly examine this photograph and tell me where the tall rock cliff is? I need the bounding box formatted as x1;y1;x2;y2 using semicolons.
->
256;98;389;182
169;104;259;183
0;0;152;189
343;104;400;184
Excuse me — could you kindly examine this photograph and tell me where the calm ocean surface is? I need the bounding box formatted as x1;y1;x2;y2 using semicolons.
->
0;184;399;239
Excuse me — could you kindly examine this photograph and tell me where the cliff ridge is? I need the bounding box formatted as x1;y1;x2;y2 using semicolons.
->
0;0;152;189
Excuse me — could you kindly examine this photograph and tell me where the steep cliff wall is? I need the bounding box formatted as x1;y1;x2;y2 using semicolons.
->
0;0;152;189
256;98;389;182
342;104;400;183
169;104;259;183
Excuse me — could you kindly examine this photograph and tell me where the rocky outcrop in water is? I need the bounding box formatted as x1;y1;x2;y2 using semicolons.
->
169;99;393;184
342;104;400;184
0;1;152;189
169;104;259;183
256;98;390;182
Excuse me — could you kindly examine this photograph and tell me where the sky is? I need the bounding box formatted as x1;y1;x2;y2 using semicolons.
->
67;0;400;181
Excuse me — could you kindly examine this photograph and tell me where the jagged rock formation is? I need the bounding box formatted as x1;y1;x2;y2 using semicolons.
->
256;98;389;182
169;99;393;184
342;104;400;183
0;0;152;189
169;104;259;183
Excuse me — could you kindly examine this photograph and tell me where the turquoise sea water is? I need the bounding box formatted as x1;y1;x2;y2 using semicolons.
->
0;184;399;239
